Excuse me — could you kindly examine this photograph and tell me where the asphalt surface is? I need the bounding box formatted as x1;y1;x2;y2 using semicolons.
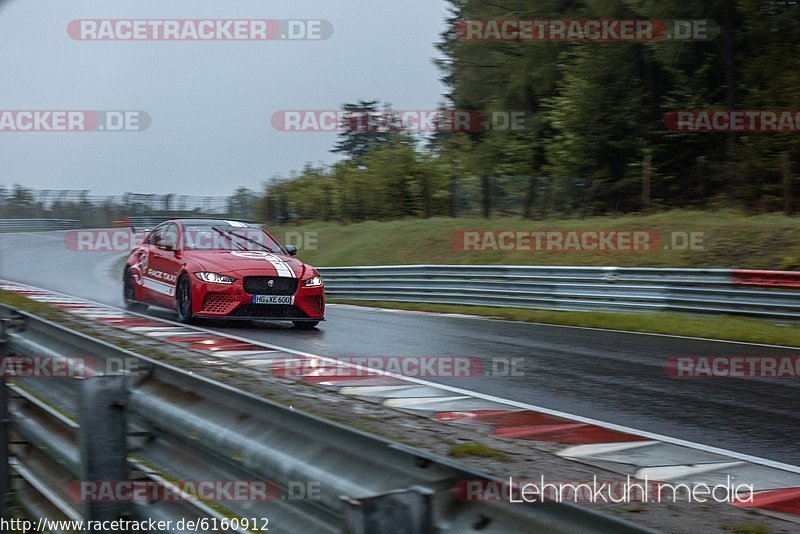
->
2;230;799;466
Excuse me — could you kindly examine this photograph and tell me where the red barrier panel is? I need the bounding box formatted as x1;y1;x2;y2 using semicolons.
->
736;488;800;514
434;410;568;427
731;270;800;289
493;423;649;444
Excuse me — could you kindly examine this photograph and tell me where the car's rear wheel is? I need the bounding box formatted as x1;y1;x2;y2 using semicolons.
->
176;274;195;324
123;267;148;312
293;321;319;330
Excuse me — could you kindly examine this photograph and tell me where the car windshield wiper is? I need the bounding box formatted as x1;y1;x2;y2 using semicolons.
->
210;226;248;251
212;226;280;253
215;227;282;253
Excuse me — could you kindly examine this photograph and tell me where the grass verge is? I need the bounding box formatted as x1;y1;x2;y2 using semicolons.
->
272;210;800;270
0;289;64;318
448;443;512;461
331;299;800;347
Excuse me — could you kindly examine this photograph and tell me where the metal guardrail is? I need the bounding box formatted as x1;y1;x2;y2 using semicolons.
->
0;219;80;232
319;265;800;320
0;306;652;533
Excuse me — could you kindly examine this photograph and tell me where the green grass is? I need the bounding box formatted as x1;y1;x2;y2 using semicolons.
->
722;524;770;534
276;210;800;344
331;300;800;347
0;288;64;317
448;442;512;461
273;210;800;269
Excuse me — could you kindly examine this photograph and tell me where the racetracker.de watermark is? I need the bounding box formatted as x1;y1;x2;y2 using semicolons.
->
0;111;149;132
453;19;718;42
68;19;333;41
0;355;152;378
68;480;320;502
271;356;525;379
0;355;147;378
452;230;705;253
64;229;318;251
664;110;800;132
0;356;93;378
666;356;800;378
271;110;527;132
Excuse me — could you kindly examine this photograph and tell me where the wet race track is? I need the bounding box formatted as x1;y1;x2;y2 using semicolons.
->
2;230;799;466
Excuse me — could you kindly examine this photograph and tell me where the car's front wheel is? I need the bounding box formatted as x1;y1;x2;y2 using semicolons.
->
123;267;148;312
175;274;195;324
292;321;319;330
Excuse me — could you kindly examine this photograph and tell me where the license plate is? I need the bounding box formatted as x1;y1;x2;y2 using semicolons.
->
252;295;293;305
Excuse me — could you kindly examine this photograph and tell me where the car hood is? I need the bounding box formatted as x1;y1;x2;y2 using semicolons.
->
186;250;309;278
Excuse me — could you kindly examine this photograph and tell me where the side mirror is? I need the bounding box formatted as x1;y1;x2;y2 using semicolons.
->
285;245;298;256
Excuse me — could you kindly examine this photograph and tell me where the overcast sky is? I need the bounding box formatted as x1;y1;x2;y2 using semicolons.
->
0;0;450;196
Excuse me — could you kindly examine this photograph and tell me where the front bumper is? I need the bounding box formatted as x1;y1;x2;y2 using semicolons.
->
190;276;325;321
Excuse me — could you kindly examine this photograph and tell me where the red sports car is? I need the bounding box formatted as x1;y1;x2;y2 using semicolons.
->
123;219;324;328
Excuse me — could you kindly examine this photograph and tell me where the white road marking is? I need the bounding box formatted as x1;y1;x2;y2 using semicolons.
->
328;303;800;350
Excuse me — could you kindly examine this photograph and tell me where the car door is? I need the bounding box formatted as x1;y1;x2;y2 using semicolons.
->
136;224;164;304
146;222;182;307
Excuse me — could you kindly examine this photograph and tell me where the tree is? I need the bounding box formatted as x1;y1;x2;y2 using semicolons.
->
331;100;404;162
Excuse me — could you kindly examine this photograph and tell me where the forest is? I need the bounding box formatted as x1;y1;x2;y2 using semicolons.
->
259;1;800;222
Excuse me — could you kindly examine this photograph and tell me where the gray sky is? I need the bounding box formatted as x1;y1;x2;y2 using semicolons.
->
0;0;450;196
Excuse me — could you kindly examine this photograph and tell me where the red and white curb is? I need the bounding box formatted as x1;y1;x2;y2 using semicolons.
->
2;279;800;520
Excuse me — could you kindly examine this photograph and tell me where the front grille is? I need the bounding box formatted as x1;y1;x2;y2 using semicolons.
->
243;277;298;296
300;295;324;316
231;304;309;319
201;292;237;313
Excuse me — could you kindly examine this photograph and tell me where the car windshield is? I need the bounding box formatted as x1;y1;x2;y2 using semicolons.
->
182;225;283;252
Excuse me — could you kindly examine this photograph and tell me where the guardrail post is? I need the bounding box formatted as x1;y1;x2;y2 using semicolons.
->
0;319;9;520
342;487;432;534
78;375;129;531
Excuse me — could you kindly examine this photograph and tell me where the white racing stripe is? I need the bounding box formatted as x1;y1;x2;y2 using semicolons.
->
263;253;295;278
142;277;175;297
229;251;295;278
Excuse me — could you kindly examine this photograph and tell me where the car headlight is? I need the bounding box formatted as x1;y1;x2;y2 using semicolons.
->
194;272;236;284
303;275;323;287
